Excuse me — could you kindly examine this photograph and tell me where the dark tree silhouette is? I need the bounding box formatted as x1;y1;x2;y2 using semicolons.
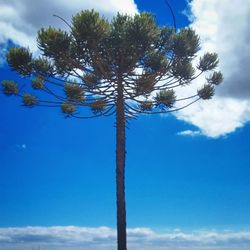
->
1;9;222;250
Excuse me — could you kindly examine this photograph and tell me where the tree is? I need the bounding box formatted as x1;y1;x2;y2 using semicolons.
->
1;10;222;250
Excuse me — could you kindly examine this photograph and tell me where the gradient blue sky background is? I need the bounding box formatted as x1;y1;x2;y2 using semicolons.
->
0;0;250;249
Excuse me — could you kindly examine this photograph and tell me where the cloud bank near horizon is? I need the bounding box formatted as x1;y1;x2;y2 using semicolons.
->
0;226;250;250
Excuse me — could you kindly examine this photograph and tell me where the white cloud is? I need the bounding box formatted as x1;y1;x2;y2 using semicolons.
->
176;97;250;138
177;130;202;137
173;0;250;138
187;0;250;99
0;226;250;250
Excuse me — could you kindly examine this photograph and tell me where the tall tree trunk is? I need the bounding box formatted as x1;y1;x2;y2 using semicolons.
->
116;80;127;250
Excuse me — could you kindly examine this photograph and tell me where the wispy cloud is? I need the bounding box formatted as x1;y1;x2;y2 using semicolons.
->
0;226;250;250
16;144;27;150
177;130;202;137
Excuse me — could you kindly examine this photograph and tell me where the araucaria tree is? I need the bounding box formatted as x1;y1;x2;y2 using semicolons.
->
2;10;222;250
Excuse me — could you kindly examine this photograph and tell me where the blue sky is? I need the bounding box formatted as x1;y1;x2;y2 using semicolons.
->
1;0;250;249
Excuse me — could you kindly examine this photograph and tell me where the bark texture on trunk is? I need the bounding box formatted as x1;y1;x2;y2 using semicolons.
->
116;80;127;250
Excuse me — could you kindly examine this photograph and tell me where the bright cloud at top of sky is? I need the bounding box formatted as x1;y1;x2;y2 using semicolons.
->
0;0;250;138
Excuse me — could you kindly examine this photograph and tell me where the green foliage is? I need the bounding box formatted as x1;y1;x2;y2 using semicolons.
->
197;84;215;100
207;71;223;85
37;27;71;57
64;83;85;101
72;9;110;48
37;27;73;75
140;101;154;111
61;102;76;115
198;53;218;71
109;12;159;73
32;57;53;74
156;27;175;52
135;74;155;95
172;59;195;80
173;28;200;59
143;51;168;74
155;89;176;108
90;100;106;113
1;80;18;96
71;10;111;77
83;73;99;88
32;77;44;90
7;47;32;76
23;94;38;106
124;12;158;52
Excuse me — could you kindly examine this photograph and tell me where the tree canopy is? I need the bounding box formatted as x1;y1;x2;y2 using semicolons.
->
2;10;222;118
